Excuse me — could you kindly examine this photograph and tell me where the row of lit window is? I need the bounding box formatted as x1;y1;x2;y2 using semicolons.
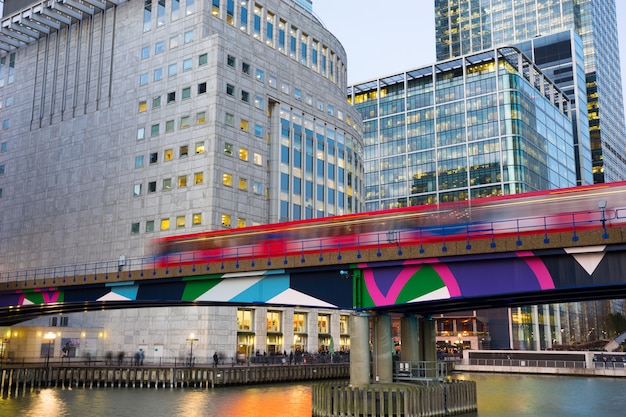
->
134;141;205;168
237;309;349;335
133;172;204;196
131;213;202;234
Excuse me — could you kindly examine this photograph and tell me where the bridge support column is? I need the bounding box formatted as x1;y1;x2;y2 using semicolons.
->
372;314;393;383
400;315;420;362
420;317;437;363
350;312;371;386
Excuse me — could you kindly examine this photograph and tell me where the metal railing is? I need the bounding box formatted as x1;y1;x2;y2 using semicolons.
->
2;207;625;287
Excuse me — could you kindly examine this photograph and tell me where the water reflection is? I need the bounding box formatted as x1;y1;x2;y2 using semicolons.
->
2;374;626;416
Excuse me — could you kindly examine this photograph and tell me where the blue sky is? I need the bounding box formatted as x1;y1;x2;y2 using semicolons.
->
313;0;626;116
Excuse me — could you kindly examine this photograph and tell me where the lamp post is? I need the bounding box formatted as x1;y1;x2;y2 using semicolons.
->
186;334;198;367
44;332;56;367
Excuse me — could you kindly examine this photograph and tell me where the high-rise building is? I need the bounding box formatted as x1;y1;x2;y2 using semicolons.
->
435;0;626;185
350;47;576;212
0;0;363;271
0;0;362;359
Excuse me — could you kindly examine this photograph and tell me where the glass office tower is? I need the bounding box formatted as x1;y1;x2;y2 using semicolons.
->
350;47;576;212
435;0;626;184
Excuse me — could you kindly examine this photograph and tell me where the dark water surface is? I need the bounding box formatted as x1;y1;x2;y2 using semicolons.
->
1;373;625;416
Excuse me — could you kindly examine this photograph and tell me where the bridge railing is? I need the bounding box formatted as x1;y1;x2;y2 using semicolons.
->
1;207;624;287
468;358;587;369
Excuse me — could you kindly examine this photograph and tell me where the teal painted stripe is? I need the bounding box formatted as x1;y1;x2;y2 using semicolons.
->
230;275;290;303
105;281;136;287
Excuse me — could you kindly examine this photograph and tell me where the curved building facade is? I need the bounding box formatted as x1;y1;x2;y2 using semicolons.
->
0;0;364;271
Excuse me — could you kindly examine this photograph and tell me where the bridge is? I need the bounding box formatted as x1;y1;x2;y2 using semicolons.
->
1;218;626;325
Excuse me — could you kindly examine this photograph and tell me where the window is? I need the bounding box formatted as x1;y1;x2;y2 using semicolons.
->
222;213;231;227
131;223;140;234
160;219;170;231
0;165;4;175
152;96;161;108
317;99;324;111
281;81;290;94
180;116;190;129
176;215;186;228
241;90;250;103
184;30;194;43
225;113;234;126
340;315;349;334
155;41;164;54
149;152;158;164
238;309;253;331
195;141;205;153
154;68;163;81
138;100;147;112
198;82;207;94
327;104;334;116
254;152;262;165
199;53;208;65
192;213;202;225
167;91;176;103
239;147;249;161
178;175;187;187
169;36;179;49
180;145;189;157
227;55;236;67
137;127;145;140
183;58;192;72
135;156;144;168
255;68;264;82
140;73;149;86
267;311;281;332
253;181;263;194
148;181;157;193
146;220;155;232
254;124;263;137
294;312;306;332
226;83;235;96
224;143;233;156
294;88;302;101
268;75;277;88
238;177;247;190
240;119;249;131
318;314;330;333
242;61;250;74
168;63;177;76
133;184;142;196
163;178;172;190
196;112;206;124
194;172;204;184
165;119;175;133
254;96;264;110
164;149;173;160
223;173;233;186
141;46;150;59
182;86;191;99
151;124;160;137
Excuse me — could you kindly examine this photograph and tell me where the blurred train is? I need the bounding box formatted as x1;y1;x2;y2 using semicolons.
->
153;181;626;267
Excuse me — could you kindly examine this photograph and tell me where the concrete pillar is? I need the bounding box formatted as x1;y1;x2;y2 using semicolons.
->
420;317;437;363
350;312;370;386
400;316;420;362
373;314;393;383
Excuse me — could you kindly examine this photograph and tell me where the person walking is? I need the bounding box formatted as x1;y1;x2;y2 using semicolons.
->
213;352;219;367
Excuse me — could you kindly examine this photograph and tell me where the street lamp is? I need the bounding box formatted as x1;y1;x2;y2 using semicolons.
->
186;333;198;367
44;332;56;367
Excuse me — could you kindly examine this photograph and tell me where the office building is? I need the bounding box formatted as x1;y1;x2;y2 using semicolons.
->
0;0;362;360
350;47;576;212
435;0;626;184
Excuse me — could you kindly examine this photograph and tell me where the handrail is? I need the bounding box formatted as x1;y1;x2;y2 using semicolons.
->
1;207;624;286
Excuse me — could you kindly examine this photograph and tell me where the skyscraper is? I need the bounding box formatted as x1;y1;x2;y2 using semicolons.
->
0;0;364;271
435;0;626;184
0;0;361;359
